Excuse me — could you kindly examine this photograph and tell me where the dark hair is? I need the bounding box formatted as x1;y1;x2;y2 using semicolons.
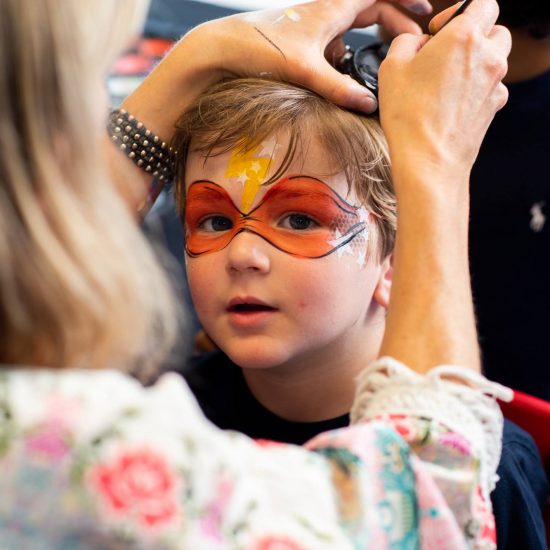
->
498;0;550;39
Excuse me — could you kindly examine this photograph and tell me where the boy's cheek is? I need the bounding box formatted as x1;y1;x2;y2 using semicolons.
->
185;261;209;305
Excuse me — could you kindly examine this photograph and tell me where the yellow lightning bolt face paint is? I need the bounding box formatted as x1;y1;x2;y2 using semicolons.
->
225;142;272;212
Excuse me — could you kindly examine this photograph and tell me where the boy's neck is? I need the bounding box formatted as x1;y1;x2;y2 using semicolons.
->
505;31;550;84
241;322;384;423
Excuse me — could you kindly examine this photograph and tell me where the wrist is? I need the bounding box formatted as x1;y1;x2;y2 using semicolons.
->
391;156;471;218
121;22;225;144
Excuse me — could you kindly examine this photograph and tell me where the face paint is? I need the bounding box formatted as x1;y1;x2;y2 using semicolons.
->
225;143;272;212
185;175;370;259
274;8;301;23
330;208;370;267
284;8;300;21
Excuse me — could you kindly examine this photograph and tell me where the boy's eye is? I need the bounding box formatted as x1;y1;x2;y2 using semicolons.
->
199;215;234;232
279;213;319;231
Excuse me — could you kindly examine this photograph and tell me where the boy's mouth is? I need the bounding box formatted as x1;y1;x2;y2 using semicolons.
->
226;298;277;313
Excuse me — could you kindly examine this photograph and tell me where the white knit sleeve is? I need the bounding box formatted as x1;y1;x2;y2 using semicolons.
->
350;356;513;501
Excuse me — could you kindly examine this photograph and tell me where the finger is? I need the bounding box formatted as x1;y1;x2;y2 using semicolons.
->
494;82;509;111
319;0;431;36
488;24;512;59
428;2;464;34
484;25;511;85
383;32;430;63
296;55;378;113
330;0;432;19
351;3;425;36
375;0;432;17
429;0;498;35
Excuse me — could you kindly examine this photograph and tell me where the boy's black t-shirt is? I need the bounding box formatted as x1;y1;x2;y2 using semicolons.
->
176;350;549;550
182;350;348;444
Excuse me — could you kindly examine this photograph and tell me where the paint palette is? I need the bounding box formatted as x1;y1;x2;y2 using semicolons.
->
336;41;389;98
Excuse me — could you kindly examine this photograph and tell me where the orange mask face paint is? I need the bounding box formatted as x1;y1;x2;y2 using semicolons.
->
185;175;369;259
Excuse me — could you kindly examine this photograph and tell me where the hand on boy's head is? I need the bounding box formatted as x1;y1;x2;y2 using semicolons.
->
377;0;511;184
205;0;432;115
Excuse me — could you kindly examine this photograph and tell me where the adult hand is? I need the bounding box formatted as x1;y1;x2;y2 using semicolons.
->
377;0;511;374
216;0;433;113
122;0;432;140
113;0;432;211
378;0;511;188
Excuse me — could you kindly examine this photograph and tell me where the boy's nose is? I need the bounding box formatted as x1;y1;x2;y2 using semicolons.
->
226;230;271;274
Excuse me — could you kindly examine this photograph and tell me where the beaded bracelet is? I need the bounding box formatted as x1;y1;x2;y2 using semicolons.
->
108;108;177;183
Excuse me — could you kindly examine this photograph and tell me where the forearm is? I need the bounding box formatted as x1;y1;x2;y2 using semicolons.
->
380;162;480;372
106;23;226;211
376;0;510;373
120;24;225;141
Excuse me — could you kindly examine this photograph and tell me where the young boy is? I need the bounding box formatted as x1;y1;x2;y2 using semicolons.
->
170;77;548;548
172;77;394;439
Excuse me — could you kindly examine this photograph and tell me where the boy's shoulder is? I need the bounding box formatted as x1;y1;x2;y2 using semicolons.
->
491;419;549;550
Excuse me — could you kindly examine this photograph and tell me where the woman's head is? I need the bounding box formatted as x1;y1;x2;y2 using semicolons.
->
0;0;178;374
173;78;396;260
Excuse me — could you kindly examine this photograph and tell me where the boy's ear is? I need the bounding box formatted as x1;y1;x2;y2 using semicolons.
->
373;254;393;309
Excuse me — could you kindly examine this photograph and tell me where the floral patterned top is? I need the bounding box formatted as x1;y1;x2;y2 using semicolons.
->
0;358;511;549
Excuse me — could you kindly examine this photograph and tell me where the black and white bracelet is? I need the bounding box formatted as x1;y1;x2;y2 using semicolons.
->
108;108;177;183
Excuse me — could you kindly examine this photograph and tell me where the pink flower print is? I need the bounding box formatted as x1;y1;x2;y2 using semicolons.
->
473;485;497;544
387;415;419;442
25;421;71;461
90;448;181;530
439;432;472;456
199;477;234;541
251;535;306;550
254;439;285;448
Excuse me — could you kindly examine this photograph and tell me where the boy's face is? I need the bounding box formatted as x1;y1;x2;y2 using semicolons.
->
184;133;391;370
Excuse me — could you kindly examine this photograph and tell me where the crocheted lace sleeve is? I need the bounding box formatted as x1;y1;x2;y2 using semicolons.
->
350;357;513;502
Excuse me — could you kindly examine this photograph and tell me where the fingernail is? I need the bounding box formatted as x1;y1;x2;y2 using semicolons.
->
345;80;377;112
410;2;432;15
356;92;377;113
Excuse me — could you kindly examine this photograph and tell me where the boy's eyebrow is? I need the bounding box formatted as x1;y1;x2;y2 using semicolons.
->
286;175;353;204
188;174;360;211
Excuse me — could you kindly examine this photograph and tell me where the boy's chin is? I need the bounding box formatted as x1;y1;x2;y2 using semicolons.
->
225;345;291;371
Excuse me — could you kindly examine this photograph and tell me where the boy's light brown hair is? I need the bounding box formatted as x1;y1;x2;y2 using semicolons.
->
172;78;396;260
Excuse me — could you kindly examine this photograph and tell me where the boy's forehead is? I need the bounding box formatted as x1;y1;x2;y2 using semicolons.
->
186;133;284;181
185;133;353;209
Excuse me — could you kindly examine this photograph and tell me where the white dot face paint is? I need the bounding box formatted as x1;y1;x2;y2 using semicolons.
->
328;207;370;268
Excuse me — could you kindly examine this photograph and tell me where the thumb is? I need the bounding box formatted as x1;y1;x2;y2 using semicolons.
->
300;56;379;113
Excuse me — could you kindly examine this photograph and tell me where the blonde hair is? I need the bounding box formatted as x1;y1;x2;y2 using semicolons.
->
0;0;179;375
172;78;396;260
